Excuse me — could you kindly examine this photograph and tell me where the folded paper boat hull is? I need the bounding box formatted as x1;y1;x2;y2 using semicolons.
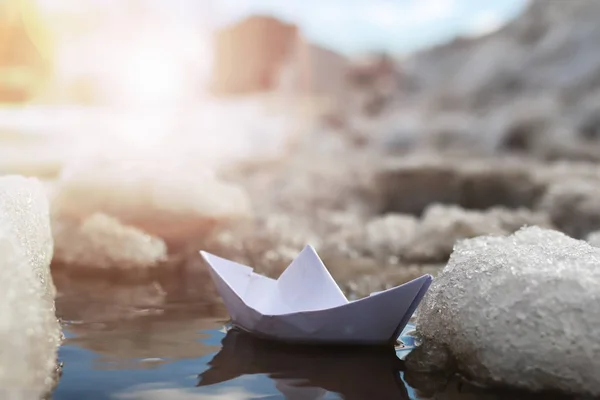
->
201;247;432;346
213;271;430;345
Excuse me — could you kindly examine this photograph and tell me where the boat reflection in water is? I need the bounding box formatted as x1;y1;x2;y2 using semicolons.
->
198;328;411;400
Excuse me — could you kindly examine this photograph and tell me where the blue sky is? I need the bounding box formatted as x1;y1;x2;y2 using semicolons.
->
212;0;530;55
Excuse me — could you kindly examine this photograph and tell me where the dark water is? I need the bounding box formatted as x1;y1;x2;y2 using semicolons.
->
50;267;555;400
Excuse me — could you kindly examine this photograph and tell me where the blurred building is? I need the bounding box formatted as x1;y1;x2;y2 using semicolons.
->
277;35;349;108
210;15;299;95
0;0;54;103
209;14;350;110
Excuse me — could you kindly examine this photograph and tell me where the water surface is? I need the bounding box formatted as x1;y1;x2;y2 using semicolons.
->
51;267;557;400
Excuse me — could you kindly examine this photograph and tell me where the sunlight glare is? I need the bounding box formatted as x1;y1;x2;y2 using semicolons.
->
120;46;184;106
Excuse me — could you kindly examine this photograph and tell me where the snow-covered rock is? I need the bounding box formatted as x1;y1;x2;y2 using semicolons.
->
318;213;417;262
539;179;600;238
404;204;552;262
361;214;418;258
50;156;252;245
53;213;167;270
393;0;600;160
414;227;600;396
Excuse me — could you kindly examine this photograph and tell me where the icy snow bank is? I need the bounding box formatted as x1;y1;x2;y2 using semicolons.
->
415;227;600;396
0;176;61;398
51;156;252;245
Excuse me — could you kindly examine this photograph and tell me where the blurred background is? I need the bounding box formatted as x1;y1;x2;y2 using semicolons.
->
8;0;600;308
8;0;600;398
0;0;527;176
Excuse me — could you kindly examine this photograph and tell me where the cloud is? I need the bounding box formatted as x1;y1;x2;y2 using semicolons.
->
465;10;505;36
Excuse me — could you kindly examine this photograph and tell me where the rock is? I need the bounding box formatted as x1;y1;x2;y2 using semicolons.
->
340;264;443;299
206;213;323;275
535;161;600;186
542;135;600;163
210;15;298;95
347;53;399;90
421;113;483;152
323;205;549;264
407;0;600;107
319;213;417;262
346;53;400;117
404;341;453;373
213;128;382;269
50;157;251;247
414;227;600;396
228;129;378;222
0;176;61;398
459;161;543;210
403;204;552;263
376;111;422;154
361;214;419;259
487;97;561;155
539;179;600;238
376;156;463;215
52;213;168;270
399;0;600;160
377;156;541;215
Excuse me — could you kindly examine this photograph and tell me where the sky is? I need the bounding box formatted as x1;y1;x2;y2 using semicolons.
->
211;0;531;55
36;0;530;56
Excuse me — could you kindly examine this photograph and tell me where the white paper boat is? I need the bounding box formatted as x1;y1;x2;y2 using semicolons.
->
200;245;432;346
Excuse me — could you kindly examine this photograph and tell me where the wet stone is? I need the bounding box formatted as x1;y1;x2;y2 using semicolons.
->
376;156;542;216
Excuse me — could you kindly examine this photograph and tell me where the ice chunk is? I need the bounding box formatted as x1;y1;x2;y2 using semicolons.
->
414;226;600;396
539;179;600;239
321;213;418;261
0;176;61;398
361;214;418;257
50;156;252;244
53;213;167;270
403;204;552;262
